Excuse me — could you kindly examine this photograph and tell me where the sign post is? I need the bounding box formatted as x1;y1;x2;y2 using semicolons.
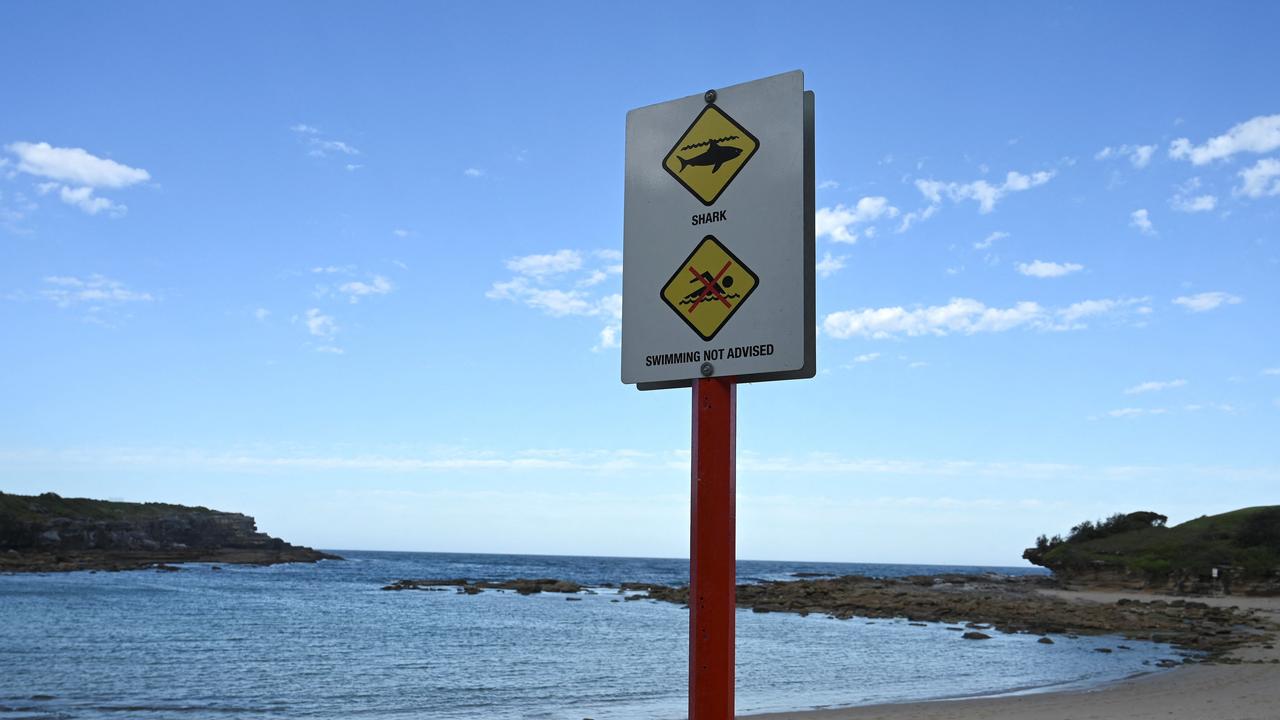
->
690;376;736;719
623;70;814;720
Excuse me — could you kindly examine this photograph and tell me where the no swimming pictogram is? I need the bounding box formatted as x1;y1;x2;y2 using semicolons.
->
660;235;758;341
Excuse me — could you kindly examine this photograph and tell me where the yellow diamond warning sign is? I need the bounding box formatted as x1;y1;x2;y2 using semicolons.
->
662;104;760;206
661;235;759;341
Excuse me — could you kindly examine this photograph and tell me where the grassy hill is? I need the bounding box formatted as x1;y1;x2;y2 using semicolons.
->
1024;507;1280;594
0;491;216;523
0;491;339;572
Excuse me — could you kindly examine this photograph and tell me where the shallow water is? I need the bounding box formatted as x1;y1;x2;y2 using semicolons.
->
0;552;1181;719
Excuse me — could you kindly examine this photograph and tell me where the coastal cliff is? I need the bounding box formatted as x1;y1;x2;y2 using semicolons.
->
0;491;340;572
1023;507;1280;595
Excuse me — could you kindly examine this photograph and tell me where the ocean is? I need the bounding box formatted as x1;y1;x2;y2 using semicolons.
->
0;551;1182;719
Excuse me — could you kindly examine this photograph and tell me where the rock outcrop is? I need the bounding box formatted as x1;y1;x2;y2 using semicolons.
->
1022;507;1280;596
398;572;1277;659
0;491;340;572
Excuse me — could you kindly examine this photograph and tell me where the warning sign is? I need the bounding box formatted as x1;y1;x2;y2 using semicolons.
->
662;105;760;206
661;235;759;341
623;71;814;387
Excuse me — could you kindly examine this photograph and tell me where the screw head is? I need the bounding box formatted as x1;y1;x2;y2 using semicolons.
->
704;89;717;104
700;362;714;377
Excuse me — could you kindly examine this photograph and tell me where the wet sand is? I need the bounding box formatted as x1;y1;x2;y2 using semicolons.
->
745;590;1280;720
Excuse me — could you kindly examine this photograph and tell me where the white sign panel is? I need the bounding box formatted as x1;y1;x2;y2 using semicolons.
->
622;70;814;389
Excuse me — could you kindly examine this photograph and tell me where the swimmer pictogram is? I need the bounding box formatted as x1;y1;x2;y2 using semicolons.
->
660;235;758;341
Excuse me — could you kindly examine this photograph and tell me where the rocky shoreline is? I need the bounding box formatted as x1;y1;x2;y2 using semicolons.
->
0;492;340;573
384;573;1279;659
2;545;341;573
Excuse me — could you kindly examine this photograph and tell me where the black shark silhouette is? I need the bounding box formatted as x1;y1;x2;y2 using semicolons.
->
677;139;743;174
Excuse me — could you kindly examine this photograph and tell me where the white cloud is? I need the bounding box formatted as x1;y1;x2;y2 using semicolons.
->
254;308;271;321
5;142;148;217
304;308;338;339
816;196;899;243
463;167;484;178
291;124;360;159
58;185;126;216
490;249;622;349
823;298;1044;339
1171;194;1218;212
1130;208;1155;234
817;179;839;190
1172;291;1242;312
505;250;582;277
1097;144;1156;168
1130;144;1156;168
973;231;1008;250
1124;379;1187;394
896;203;937;232
1169;178;1217;212
1263;368;1280;376
392;228;411;238
578;270;608;287
309;139;359;157
1169;114;1280;165
488;279;619;319
345;164;362;172
40;274;153;307
853;352;880;363
1016;260;1083;278
5;141;149;188
594;323;620;352
815;252;847;278
0;189;36;234
898;170;1052;231
913;170;1054;215
823;295;1150;339
1055;297;1150;328
1108;407;1167;419
1237;157;1280;198
311;265;353;275
338;275;394;303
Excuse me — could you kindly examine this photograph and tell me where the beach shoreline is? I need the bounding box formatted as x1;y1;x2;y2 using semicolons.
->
743;589;1280;720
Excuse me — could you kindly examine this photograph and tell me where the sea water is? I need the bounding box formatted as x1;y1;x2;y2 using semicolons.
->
0;552;1183;719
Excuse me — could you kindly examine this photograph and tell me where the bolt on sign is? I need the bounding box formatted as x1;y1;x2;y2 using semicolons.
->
623;71;815;389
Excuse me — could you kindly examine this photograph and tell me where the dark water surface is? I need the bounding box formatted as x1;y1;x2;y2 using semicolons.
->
0;552;1178;719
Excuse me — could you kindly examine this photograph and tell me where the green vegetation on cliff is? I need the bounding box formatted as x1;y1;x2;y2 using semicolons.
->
1024;507;1280;593
0;491;216;523
0;491;339;572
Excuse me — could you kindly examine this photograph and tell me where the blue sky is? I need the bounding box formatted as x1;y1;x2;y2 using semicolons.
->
1;2;1277;565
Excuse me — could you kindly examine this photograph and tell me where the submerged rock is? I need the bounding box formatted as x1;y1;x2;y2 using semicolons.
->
382;578;585;595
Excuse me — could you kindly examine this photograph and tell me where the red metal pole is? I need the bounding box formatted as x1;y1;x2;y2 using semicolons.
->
690;376;736;720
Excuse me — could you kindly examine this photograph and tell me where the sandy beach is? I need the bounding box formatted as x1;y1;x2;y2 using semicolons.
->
746;590;1280;720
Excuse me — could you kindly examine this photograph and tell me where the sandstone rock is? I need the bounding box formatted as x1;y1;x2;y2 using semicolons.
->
1;492;340;572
